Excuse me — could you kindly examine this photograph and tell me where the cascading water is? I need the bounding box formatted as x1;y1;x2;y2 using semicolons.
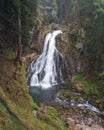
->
27;30;69;90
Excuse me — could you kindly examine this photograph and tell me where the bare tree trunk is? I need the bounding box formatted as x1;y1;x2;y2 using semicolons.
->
15;4;22;64
18;6;22;61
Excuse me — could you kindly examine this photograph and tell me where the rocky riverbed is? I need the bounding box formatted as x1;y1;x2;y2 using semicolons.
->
53;103;104;130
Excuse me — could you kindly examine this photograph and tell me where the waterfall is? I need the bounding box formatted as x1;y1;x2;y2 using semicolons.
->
27;30;69;90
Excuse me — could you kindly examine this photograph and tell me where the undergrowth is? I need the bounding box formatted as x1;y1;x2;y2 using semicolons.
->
73;74;104;110
38;106;67;130
74;74;100;96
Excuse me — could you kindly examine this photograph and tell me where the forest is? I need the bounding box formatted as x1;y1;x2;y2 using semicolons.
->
0;0;104;130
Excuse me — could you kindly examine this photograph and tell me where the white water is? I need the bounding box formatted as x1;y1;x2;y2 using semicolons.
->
27;30;69;89
55;97;104;114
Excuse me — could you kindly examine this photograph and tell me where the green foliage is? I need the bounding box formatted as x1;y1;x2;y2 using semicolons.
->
80;0;104;72
98;72;104;78
74;74;100;96
52;0;58;12
56;0;104;73
39;106;66;130
29;96;39;110
83;86;99;96
74;74;83;81
82;80;99;96
0;0;40;57
48;107;66;130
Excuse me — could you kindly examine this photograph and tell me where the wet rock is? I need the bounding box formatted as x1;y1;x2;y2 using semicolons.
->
77;97;84;104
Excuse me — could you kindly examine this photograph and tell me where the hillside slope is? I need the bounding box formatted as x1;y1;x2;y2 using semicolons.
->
0;42;60;130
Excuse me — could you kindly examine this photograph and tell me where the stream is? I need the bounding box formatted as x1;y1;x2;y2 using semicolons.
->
55;95;104;115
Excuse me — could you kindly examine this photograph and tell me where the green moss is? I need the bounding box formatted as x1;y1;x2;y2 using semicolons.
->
0;100;27;130
0;87;58;130
48;107;66;130
74;74;83;81
38;106;67;130
48;107;58;119
29;96;39;110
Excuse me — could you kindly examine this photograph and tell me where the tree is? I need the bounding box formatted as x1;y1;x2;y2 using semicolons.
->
88;0;104;72
52;0;58;13
0;0;40;62
56;0;104;73
71;0;104;73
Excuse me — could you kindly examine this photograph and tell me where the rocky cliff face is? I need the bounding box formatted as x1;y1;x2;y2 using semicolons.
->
31;23;87;75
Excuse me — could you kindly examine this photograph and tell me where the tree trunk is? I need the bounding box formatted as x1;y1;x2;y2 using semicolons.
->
15;4;22;63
